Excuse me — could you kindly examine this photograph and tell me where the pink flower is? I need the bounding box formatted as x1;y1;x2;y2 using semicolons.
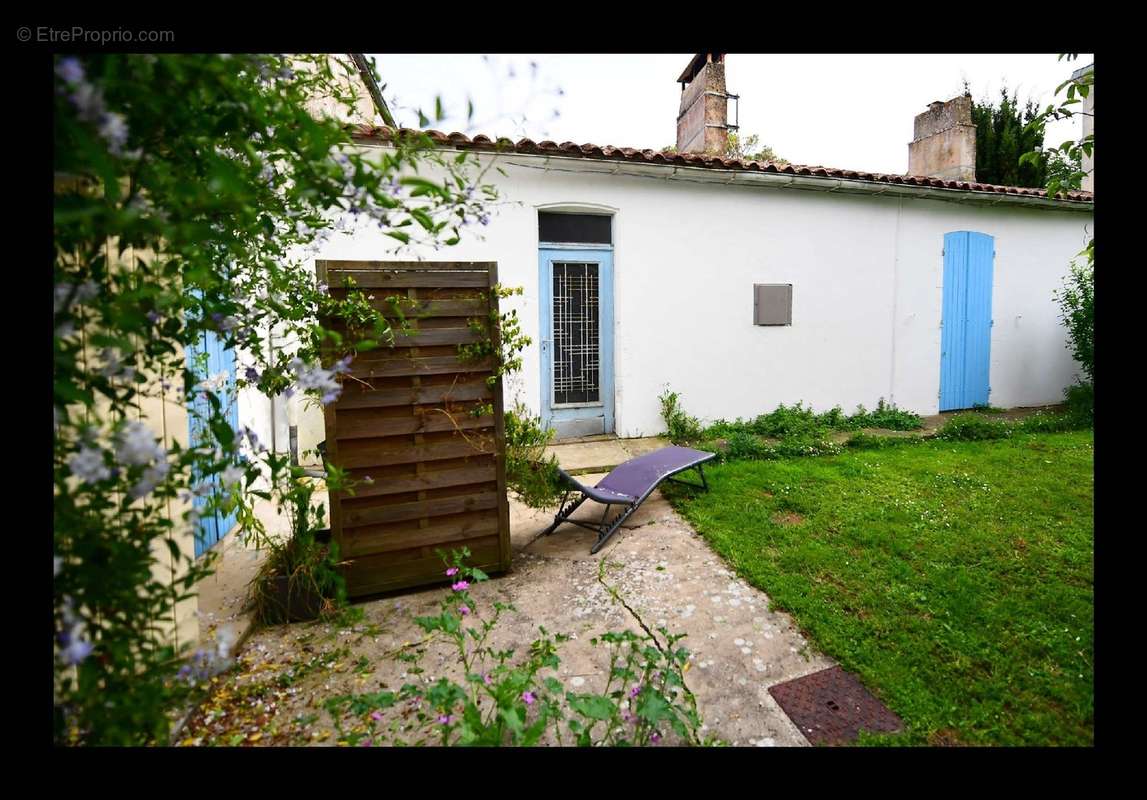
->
483;674;493;685
438;714;452;725
451;580;470;591
621;710;633;723
629;685;641;698
370;711;383;721
360;739;373;747
650;732;661;744
459;605;471;616
445;567;459;577
521;691;536;705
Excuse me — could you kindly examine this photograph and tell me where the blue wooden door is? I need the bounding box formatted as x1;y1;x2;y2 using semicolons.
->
186;325;240;557
940;231;994;411
539;247;614;439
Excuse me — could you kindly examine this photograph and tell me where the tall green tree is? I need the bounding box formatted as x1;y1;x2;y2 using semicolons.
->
971;85;1058;187
1019;57;1094;397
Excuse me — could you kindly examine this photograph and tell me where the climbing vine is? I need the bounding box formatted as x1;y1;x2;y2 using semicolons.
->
457;286;564;508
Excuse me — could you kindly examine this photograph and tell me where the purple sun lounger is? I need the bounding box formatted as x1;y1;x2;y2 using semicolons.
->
540;446;717;553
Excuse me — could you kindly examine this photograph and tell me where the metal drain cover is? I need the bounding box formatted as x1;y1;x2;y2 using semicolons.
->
768;666;903;745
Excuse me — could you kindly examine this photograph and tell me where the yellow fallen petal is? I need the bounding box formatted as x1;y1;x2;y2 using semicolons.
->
683;661;692;673
247;732;262;742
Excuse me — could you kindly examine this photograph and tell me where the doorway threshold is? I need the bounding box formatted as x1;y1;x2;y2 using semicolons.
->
551;432;619;445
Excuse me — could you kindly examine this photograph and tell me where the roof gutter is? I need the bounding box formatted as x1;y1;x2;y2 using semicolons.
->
350;138;1092;213
520;155;1093;212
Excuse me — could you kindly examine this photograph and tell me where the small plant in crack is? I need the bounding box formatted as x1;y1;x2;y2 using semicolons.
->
322;548;720;746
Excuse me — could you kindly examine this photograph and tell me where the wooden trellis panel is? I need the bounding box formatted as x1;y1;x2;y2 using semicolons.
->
316;260;510;598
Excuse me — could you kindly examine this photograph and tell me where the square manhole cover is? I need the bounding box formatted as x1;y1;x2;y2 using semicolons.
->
768;666;903;745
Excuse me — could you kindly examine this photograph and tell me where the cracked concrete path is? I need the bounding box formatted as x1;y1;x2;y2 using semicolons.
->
213;484;831;746
190;466;835;746
510;477;833;746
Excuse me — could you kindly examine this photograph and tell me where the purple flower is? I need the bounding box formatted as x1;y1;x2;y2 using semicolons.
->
245;367;260;383
629;685;641;699
370;711;384;721
68;445;110;484
458;605;470;616
451;581;470;592
58;598;94;665
445;567;459;577
521;691;536;705
360;739;373;747
650;732;661;744
60;632;94;666
97;111;130;155
483;674;492;686
56;57;85;86
437;714;452;725
146;310;162;324
69;81;104;122
621;710;634;724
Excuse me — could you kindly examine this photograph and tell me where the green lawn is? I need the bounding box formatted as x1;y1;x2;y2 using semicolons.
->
664;431;1094;746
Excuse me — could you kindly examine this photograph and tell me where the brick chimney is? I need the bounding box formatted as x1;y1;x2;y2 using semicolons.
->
676;53;734;154
907;94;976;181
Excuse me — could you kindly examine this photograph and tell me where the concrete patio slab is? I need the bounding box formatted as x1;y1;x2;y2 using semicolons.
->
544;435;672;475
188;467;832;746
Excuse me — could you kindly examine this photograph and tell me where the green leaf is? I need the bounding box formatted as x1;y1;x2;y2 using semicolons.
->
569;694;615;721
210;417;235;449
387;231;410;244
636;691;673;724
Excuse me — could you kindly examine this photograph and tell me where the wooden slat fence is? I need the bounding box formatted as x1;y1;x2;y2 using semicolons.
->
316;260;510;597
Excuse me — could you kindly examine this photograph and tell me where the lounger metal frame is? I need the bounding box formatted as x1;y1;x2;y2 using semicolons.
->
541;458;712;554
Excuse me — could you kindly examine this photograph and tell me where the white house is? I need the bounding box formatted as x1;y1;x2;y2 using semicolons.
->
239;53;1094;452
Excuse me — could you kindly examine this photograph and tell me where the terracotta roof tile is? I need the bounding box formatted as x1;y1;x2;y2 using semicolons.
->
351;125;1093;204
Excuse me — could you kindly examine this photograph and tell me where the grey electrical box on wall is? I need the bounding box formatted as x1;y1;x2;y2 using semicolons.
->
754;284;792;325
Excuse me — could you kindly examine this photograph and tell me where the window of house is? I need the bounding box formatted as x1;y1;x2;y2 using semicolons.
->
538;212;612;245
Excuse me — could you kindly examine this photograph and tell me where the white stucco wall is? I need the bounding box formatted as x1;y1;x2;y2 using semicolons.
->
242;149;1092;442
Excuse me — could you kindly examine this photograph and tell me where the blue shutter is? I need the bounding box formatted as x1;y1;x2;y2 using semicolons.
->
964;233;994;408
940;231;994;411
185;310;240;557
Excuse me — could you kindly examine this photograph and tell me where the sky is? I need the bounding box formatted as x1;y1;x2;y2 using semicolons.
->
365;53;1093;176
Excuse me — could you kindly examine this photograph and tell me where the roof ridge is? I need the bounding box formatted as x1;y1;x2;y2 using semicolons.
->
350;124;1094;203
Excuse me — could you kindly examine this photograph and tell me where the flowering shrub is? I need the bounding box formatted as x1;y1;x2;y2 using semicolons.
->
53;53;498;745
324;550;715;746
